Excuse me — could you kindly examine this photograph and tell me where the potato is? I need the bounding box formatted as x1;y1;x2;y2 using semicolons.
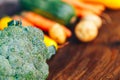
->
75;20;98;42
83;14;102;29
49;23;67;44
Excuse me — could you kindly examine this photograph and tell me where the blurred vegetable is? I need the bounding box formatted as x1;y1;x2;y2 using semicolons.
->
75;8;94;17
12;15;34;26
63;0;105;17
83;14;102;28
12;15;58;48
49;23;67;44
21;12;72;38
20;0;76;25
0;15;59;48
75;19;98;42
82;0;120;10
0;16;12;30
0;20;55;79
44;35;58;50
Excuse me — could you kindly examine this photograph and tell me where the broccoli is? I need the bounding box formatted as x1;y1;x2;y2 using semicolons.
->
0;20;56;80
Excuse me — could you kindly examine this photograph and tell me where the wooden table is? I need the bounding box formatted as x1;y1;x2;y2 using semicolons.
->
1;2;120;80
47;10;120;80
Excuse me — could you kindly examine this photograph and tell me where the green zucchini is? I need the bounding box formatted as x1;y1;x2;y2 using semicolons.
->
20;0;76;25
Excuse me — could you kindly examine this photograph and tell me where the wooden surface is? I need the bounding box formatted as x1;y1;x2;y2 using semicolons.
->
47;10;120;80
1;2;120;80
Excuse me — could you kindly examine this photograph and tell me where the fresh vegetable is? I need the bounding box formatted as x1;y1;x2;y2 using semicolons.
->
75;19;98;42
20;0;76;25
21;12;72;38
75;8;92;17
12;15;58;49
0;16;12;30
82;0;120;10
63;0;105;17
13;15;58;49
1;15;58;49
44;35;58;50
0;20;55;79
12;15;34;26
21;11;70;44
49;23;67;44
83;14;102;28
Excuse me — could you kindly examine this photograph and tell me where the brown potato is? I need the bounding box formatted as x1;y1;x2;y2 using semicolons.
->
75;20;98;42
83;14;102;29
49;23;67;44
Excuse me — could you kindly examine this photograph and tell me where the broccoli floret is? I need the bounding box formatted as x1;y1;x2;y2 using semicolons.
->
0;55;14;76
0;20;56;80
0;76;15;80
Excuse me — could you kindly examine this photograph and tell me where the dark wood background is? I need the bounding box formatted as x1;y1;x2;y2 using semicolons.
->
1;1;120;80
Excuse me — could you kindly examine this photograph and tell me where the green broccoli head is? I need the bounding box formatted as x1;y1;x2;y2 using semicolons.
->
0;20;56;80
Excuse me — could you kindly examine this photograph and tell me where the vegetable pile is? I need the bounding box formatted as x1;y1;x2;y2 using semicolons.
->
19;0;104;43
0;20;55;80
1;0;120;46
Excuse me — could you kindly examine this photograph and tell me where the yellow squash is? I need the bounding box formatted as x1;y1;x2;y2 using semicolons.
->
0;16;12;30
82;0;120;10
44;35;58;50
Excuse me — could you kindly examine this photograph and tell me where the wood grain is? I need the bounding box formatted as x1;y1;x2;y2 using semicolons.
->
47;10;120;80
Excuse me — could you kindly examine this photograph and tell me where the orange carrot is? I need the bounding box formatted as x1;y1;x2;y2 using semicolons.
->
84;2;105;11
12;15;34;26
63;0;105;15
21;11;72;37
76;8;94;17
21;12;53;31
75;7;103;17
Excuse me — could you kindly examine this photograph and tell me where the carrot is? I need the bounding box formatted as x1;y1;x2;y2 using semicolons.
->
75;7;103;17
84;2;105;11
12;15;34;26
76;8;94;17
21;11;72;37
21;12;53;31
63;0;105;15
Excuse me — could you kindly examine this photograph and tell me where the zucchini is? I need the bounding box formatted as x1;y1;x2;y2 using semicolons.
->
20;0;76;25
